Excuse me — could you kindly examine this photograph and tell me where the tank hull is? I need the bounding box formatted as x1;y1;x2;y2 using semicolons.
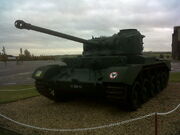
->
32;56;170;110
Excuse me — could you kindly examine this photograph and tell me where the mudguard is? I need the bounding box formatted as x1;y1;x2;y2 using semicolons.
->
32;65;62;80
102;65;143;85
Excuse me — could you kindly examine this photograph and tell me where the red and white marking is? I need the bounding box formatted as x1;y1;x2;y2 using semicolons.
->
109;72;118;79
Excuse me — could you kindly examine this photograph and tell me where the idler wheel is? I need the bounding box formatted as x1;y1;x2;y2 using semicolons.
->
35;80;65;102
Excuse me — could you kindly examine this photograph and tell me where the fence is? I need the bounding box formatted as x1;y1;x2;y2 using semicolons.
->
0;104;179;132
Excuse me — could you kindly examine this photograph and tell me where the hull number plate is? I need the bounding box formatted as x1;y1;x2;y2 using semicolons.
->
70;84;82;89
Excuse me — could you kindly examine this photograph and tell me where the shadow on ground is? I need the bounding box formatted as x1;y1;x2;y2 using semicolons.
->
0;126;22;135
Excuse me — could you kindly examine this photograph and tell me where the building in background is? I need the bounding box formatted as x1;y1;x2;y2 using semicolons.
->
7;55;16;60
172;26;180;60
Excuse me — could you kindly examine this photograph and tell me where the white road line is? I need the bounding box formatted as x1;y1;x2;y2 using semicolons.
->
0;72;32;79
16;72;32;76
2;83;17;85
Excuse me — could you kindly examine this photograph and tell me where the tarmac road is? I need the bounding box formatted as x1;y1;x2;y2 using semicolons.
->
171;61;180;72
0;60;64;86
0;61;180;86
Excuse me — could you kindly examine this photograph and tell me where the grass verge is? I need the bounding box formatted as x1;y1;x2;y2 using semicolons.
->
170;72;180;82
0;85;39;104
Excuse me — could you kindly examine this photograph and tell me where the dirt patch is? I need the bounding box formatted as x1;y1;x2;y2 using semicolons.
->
0;83;179;135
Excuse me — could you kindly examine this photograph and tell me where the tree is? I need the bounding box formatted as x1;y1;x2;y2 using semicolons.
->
24;49;31;57
20;48;23;55
23;49;31;60
1;46;7;64
18;48;24;63
2;46;6;55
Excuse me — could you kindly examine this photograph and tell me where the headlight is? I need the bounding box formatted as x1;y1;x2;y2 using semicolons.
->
35;70;42;77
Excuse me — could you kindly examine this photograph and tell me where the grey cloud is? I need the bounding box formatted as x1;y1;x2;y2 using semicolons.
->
0;0;179;55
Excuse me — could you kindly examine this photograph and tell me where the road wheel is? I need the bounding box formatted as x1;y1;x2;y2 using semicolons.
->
54;89;70;102
155;73;161;93
161;71;169;89
140;79;149;103
149;76;156;97
128;81;141;111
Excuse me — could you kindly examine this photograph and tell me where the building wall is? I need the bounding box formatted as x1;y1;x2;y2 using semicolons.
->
172;26;180;60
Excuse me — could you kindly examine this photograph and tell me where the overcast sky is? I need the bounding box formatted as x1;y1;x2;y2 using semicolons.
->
0;0;180;56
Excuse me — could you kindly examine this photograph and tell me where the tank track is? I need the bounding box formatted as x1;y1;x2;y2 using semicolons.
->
35;80;57;100
105;64;169;111
35;80;69;102
105;84;128;103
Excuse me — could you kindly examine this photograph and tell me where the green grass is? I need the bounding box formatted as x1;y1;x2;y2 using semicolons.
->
170;72;180;82
143;52;172;60
0;85;39;104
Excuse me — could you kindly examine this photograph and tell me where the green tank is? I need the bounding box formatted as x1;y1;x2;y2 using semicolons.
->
15;20;170;110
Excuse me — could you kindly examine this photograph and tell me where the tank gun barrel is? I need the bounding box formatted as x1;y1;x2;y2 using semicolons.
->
14;20;91;44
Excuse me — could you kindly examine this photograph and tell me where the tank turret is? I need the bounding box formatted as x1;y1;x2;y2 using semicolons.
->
15;20;144;56
84;29;144;56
